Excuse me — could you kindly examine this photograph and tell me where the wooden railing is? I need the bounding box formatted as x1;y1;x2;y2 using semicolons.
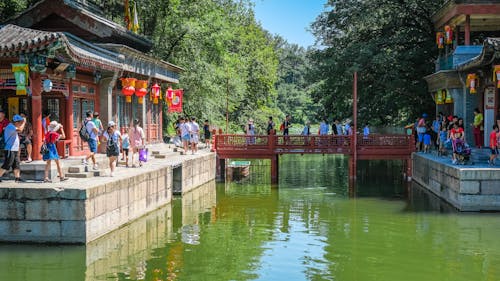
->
215;134;414;159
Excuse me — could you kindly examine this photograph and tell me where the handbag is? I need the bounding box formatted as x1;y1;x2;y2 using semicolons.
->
139;148;148;162
40;143;49;155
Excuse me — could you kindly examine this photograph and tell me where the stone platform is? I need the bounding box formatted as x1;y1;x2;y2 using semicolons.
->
0;144;216;243
412;151;500;211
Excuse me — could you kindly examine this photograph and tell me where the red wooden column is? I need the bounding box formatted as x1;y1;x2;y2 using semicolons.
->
66;79;74;155
30;73;43;160
464;15;471;46
269;134;279;184
350;72;358;180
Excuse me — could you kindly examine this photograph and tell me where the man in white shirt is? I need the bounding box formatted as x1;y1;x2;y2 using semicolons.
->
82;111;99;170
179;117;191;153
190;117;200;154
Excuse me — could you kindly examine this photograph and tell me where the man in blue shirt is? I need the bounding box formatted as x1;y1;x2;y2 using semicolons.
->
0;115;25;182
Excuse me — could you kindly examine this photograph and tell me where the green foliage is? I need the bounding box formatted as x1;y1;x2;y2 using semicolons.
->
309;0;446;126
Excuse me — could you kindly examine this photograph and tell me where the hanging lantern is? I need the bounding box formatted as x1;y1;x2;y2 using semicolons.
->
436;32;445;49
444;89;453;103
166;85;173;99
43;79;53;92
12;63;29;95
436;91;444;105
151;83;161;104
466;73;478;94
121;78;136;103
135;80;148;104
492;65;500;88
445;25;453;45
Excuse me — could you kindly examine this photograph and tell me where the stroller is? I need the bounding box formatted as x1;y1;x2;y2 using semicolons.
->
452;138;471;164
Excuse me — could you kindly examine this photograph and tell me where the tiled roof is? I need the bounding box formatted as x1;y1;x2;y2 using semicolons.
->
0;24;60;56
0;24;122;71
455;38;500;71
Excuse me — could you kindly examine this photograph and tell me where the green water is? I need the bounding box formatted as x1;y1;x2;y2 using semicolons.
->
1;155;500;281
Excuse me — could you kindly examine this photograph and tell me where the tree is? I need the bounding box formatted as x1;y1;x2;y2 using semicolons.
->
309;0;446;126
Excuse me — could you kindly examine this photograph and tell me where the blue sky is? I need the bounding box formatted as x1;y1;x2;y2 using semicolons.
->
252;0;328;47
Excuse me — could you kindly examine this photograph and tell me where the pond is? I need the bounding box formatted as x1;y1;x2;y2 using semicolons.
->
1;155;499;281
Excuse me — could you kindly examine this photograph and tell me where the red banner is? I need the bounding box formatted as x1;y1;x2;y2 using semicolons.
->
168;89;183;113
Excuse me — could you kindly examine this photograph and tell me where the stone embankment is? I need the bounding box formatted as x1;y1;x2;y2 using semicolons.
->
0;144;215;243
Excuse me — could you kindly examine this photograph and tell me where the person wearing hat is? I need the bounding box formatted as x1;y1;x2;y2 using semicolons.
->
43;121;67;182
129;118;145;167
246;118;255;145
102;121;121;176
0;114;25;183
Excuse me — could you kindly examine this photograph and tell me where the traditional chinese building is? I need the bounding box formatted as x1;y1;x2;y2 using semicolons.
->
0;0;182;160
424;0;500;146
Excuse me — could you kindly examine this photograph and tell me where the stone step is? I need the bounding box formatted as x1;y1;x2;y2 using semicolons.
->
154;154;166;159
65;172;94;178
152;151;160;155
68;166;84;173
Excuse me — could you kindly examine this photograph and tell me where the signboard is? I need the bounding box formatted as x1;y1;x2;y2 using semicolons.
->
485;86;496;109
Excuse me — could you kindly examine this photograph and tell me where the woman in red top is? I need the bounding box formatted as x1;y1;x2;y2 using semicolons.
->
42;121;67;182
450;122;465;164
489;124;499;165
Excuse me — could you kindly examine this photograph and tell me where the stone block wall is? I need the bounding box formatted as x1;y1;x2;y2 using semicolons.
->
413;154;500;211
181;154;216;195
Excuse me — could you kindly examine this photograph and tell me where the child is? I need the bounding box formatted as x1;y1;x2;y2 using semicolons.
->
121;128;130;167
423;129;432;153
488;124;499;166
438;126;448;156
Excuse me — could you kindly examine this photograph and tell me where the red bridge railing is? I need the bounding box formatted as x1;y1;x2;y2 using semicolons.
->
215;134;414;159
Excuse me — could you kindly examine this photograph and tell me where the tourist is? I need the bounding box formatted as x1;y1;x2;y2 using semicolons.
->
203;120;211;149
281;115;292;135
267;116;275;135
458;117;464;129
41;111;50;139
103;121;121;176
432;115;441;150
130;118;145;167
190;117;200;154
179;117;190;153
301;121;311;135
0;110;9;151
438;126;448;156
18;113;33;162
344;119;353;135
472;108;484;148
0;115;25;183
363;123;370;138
121;128;130;167
92;111;104;135
332;119;339;135
488;124;499;166
416;113;427;152
246;118;255;145
423;128;432;153
319;118;329;135
82;111;99;170
450;122;465;164
43;121;68;182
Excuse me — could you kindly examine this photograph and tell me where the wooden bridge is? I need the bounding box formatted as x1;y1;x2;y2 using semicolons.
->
214;134;415;184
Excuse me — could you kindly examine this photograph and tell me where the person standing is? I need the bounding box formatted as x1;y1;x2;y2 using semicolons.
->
82;111;99;170
103;121;121;176
246;118;255;144
203;120;211;149
0;109;10;151
190;117;200;154
432;115;441;150
130;118;145;167
488;124;499;166
332;119;339;135
267;116;275;135
19;112;33;162
121;128;130;167
41;111;50;140
302;121;311;135
0;115;25;183
179;117;190;153
92;112;104;134
472;108;484;148
363;123;370;138
43;121;67;182
283;115;291;135
416;114;427;152
319;118;329;135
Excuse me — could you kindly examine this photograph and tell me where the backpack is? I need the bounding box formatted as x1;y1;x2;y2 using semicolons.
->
106;132;119;154
79;120;90;141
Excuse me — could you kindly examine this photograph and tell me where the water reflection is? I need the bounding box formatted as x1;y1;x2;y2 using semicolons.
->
2;157;500;281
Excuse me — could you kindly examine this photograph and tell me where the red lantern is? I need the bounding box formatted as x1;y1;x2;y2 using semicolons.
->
121;78;136;103
445;25;453;45
493;65;500;88
466;73;478;94
135;80;148;104
436;32;444;49
151;83;161;104
166;85;173;100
